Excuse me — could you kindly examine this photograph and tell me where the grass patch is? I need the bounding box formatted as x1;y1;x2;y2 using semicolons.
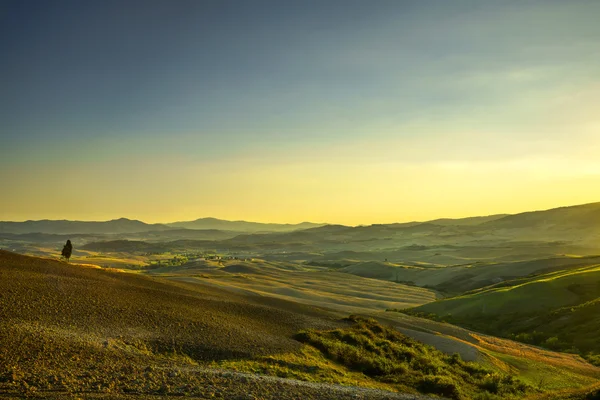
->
293;316;533;399
404;265;600;361
487;351;597;391
212;344;398;392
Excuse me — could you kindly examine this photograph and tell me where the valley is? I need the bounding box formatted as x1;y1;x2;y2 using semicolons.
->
2;202;600;399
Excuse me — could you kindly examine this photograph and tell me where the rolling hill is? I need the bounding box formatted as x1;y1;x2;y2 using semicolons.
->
409;262;600;359
0;218;172;234
168;217;323;232
340;255;600;294
3;250;599;399
147;258;439;314
0;217;323;235
3;250;405;399
481;202;600;230
4;202;600;264
177;202;600;262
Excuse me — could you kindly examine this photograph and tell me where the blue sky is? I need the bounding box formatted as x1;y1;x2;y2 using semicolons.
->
1;0;599;223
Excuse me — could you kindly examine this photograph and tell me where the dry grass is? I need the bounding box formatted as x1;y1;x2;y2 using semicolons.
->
150;259;438;315
377;311;600;396
471;334;600;377
3;249;598;399
211;344;400;392
0;250;354;398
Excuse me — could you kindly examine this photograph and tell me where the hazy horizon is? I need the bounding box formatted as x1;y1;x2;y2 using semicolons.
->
2;199;599;226
2;0;599;225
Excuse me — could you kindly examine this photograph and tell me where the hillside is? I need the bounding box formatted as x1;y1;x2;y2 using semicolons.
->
0;218;172;234
409;262;600;360
0;217;322;235
413;265;600;316
171;202;600;263
4;203;600;268
147;258;439;314
2;250;490;399
168;217;323;232
481;202;600;230
427;214;508;226
340;256;600;295
0;250;367;398
80;239;214;253
3;251;600;398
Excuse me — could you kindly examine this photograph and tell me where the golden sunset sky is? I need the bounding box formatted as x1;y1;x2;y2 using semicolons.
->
1;1;599;224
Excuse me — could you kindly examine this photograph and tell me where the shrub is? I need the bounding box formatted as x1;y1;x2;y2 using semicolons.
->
584;353;600;367
295;316;531;399
418;375;463;399
479;374;503;394
544;336;560;349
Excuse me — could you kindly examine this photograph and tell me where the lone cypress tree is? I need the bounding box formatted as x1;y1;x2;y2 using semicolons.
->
61;240;73;262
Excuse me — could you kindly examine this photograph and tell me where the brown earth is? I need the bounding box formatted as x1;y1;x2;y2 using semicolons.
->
1;250;435;399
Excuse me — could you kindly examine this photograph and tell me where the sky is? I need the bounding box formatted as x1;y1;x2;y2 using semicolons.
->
1;0;600;225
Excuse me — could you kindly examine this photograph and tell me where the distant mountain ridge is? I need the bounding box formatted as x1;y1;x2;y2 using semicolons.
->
427;214;508;226
0;218;172;235
167;217;323;232
480;201;600;229
2;201;599;235
0;217;324;235
301;202;600;238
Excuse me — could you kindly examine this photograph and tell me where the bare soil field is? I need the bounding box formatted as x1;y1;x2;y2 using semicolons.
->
3;250;424;399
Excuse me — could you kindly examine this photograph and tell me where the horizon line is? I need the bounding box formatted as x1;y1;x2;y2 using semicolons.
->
1;200;599;226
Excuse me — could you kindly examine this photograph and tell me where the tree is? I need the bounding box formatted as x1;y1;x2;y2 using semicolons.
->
61;240;73;262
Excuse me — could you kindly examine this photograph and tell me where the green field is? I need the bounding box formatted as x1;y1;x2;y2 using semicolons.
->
408;263;600;364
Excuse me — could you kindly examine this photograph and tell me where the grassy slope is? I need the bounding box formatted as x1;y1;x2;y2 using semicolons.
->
414;264;600;316
341;256;600;294
409;263;600;356
294;316;533;400
376;311;600;393
0;250;350;398
215;315;595;400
